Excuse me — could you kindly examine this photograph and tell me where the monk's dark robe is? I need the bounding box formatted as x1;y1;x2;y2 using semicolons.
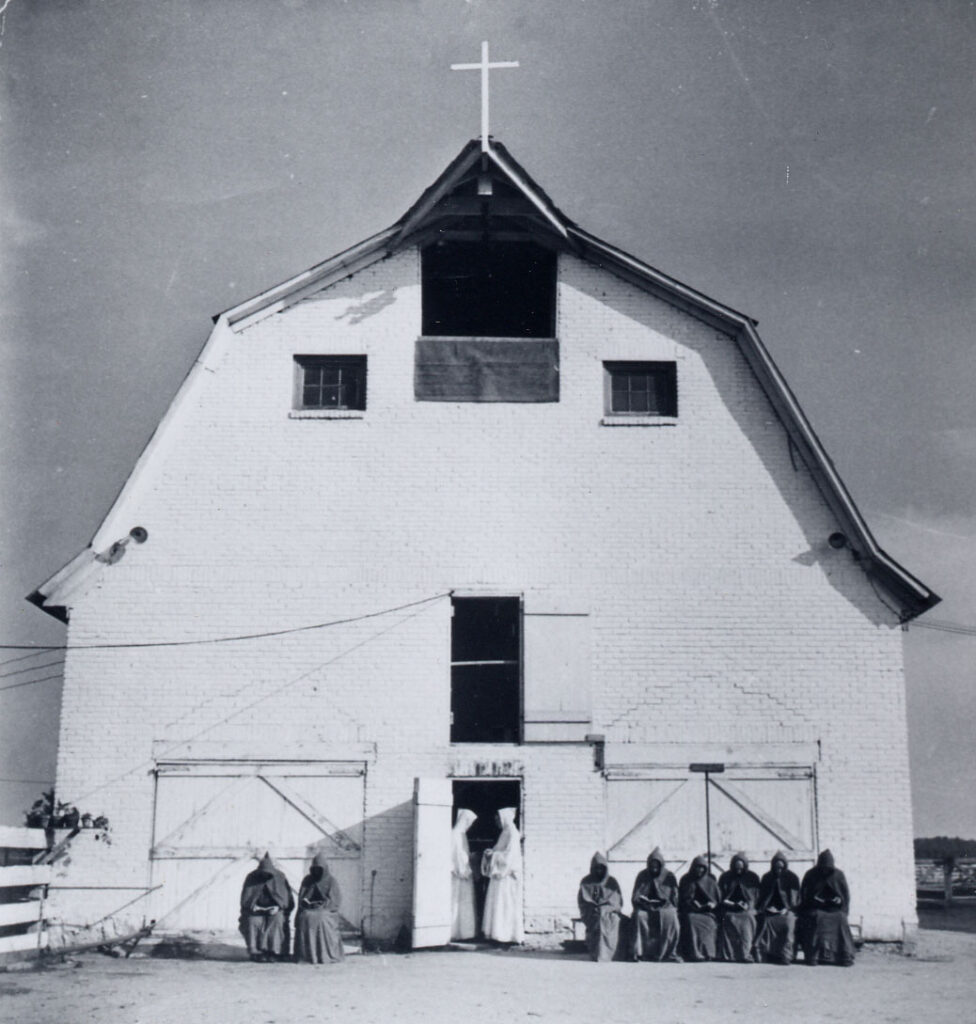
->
754;851;801;965
239;854;294;961
678;856;720;962
799;850;855;966
718;853;760;963
295;852;345;964
631;847;680;961
577;852;623;962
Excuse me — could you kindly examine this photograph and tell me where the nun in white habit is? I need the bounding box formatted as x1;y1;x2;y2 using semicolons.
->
451;809;478;940
481;807;524;943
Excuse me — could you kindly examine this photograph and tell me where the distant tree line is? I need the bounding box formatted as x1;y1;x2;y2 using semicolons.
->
914;837;976;860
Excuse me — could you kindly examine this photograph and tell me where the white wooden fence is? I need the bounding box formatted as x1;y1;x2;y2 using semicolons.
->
0;826;50;956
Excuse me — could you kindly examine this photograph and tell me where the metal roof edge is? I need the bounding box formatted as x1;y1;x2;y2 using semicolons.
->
221;227;401;330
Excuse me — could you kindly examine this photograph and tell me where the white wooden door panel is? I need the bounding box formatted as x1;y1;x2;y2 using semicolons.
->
411;777;453;949
605;766;817;900
151;765;364;934
605;776;704;901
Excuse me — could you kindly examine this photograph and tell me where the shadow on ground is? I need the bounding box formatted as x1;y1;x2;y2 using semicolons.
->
918;898;976;935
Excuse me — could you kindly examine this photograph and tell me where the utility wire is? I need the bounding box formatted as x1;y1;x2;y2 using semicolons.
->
0;592;451;651
0;648;55;669
0;673;63;693
0;659;65;680
64;595;443;809
913;619;976;637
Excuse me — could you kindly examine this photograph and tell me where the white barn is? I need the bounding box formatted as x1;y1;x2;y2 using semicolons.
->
31;139;939;946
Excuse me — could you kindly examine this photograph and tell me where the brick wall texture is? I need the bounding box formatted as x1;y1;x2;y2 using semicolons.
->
51;249;916;942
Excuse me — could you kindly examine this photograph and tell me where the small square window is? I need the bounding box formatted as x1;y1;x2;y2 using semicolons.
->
604;361;676;417
294;356;367;411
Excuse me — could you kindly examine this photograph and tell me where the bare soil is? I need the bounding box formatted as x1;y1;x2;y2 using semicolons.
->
2;930;974;1024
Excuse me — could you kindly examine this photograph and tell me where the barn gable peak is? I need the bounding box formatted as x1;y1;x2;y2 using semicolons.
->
29;138;940;623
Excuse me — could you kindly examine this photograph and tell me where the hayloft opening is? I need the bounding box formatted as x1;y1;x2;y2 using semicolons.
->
422;240;556;338
450;596;521;743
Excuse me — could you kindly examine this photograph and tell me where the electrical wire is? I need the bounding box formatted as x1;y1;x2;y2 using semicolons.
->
0;592;452;651
0;673;63;693
0;659;65;680
0;648;55;669
63;593;443;808
913;619;976;637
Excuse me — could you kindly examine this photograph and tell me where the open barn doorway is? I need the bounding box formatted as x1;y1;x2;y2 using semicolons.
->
452;778;521;936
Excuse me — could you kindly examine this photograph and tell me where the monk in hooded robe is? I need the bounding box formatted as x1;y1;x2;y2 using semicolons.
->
239;852;293;962
631;847;680;962
481;808;523;943
451;809;478;941
678;855;720;961
577;852;623;962
294;852;345;964
718;852;760;962
799;849;855;966
754;851;801;964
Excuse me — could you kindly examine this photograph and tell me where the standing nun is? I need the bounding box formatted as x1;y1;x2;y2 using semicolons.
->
294;851;345;964
754;851;801;964
239;852;294;962
631;847;680;962
451;809;478;941
798;849;856;966
481;808;524;943
678;855;720;962
577;852;623;962
718;852;761;962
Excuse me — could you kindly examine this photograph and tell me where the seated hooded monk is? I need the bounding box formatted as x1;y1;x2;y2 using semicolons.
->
577;852;623;962
718;852;761;963
754;851;800;964
631;847;680;962
294;852;345;964
799;849;855;966
239;852;294;962
678;856;720;962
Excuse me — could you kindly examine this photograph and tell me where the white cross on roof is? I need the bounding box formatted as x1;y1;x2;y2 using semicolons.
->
451;41;519;152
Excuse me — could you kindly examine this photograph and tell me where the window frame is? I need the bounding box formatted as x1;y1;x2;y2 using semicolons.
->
602;360;678;420
421;240;558;339
450;594;523;745
292;355;368;413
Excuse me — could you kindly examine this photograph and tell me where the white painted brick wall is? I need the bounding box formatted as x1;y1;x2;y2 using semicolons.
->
51;248;915;942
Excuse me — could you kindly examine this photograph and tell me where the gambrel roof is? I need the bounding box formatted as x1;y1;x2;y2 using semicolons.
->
30;139;939;621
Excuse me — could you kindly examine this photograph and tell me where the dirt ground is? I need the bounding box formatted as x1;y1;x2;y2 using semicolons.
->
2;929;974;1024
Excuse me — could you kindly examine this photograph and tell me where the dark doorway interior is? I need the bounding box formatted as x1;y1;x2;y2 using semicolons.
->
450;596;521;743
422;240;557;338
452;778;522;936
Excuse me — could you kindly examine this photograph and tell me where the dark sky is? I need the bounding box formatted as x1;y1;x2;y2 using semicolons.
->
1;0;974;833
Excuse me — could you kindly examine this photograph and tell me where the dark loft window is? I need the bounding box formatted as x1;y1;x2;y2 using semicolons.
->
451;597;521;744
604;361;677;416
422;241;556;338
294;355;367;410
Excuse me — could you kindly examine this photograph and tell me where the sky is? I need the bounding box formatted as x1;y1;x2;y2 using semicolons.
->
1;0;974;835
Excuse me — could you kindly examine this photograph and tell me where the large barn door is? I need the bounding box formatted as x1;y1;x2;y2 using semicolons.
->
605;765;817;899
707;767;817;874
150;762;365;935
411;777;453;949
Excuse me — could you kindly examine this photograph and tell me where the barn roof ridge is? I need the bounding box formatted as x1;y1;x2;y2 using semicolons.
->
29;138;940;621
